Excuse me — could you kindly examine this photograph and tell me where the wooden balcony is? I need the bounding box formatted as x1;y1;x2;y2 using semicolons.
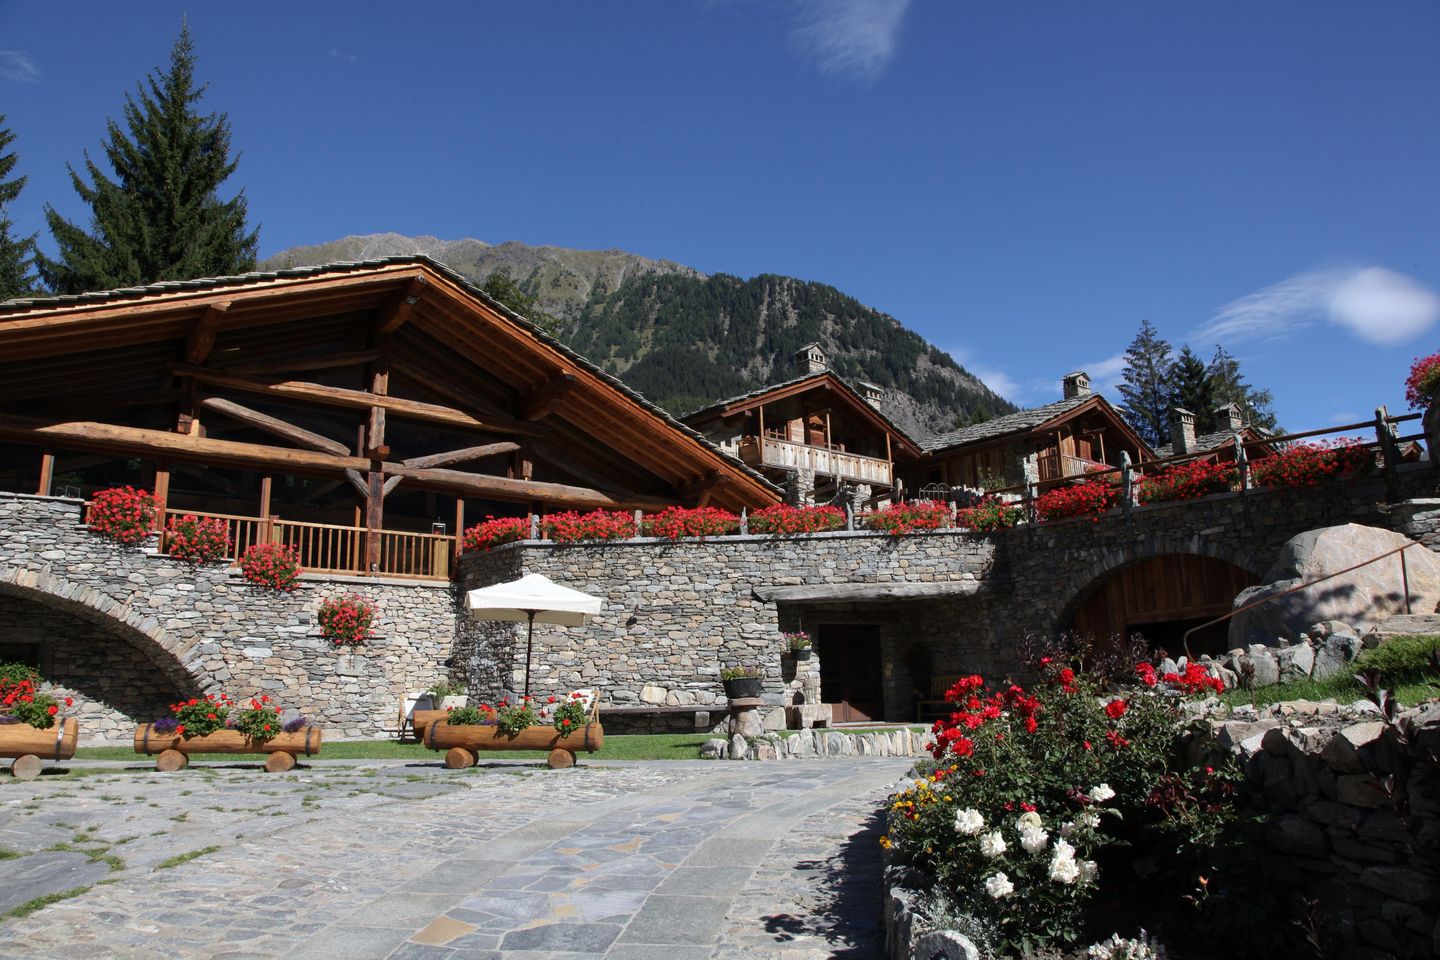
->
739;436;892;486
1037;451;1110;483
110;507;457;581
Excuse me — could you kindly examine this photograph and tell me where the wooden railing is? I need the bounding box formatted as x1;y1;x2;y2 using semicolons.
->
145;508;456;581
1037;452;1108;482
741;436;892;486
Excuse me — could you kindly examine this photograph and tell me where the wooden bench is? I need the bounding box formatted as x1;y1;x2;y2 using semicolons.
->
915;675;961;724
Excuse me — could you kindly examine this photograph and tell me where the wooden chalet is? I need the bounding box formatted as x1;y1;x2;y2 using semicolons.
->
1153;403;1277;462
0;258;781;580
902;372;1153;494
681;344;921;503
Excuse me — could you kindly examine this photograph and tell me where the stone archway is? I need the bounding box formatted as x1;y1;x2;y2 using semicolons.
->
1060;553;1262;657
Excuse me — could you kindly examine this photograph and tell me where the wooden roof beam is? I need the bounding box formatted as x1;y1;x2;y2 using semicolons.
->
183;302;231;365
170;364;545;436
376;276;428;335
198;396;351;456
386;463;677;511
679;472;730;506
402;441;522;470
217;348;382;377
519;373;578;421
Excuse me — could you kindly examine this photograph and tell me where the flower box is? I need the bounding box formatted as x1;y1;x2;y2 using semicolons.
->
723;677;765;699
423;717;605;770
1;717;78;779
133;724;324;773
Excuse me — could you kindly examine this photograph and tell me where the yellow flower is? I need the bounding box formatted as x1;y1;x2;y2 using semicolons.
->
878;835;892;849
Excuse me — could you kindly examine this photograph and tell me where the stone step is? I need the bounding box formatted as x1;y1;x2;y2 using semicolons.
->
1365;613;1440;644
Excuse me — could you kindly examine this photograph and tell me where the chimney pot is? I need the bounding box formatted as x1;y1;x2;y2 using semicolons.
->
793;343;829;376
1216;402;1245;432
1062;371;1092;399
1170;407;1198;455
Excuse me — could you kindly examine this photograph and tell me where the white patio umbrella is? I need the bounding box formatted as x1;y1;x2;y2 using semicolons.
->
464;574;604;699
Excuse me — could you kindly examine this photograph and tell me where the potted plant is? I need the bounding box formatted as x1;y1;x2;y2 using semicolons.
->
428;679;468;710
783;631;813;661
423;692;605;769
721;665;765;699
0;663;78;778
134;693;321;772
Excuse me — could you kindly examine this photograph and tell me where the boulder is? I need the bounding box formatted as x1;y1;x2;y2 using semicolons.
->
1276;641;1317;681
913;930;981;960
699;738;728;760
1229;524;1440;648
1311;632;1361;680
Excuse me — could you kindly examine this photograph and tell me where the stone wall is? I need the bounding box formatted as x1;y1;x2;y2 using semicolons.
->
0;494;464;742
1210;701;1440;960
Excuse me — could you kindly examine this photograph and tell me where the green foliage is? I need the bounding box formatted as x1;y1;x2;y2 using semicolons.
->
426;679;466;699
494;699;539;737
0;661;39;686
1118;319;1175;448
1168;345;1216;432
36;24;257;294
480;267;564;337
1355;634;1440;683
1206;345;1279;433
571;272;1015;426
0;117;38;300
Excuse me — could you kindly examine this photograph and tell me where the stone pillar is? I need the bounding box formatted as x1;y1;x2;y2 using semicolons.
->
785;468;816;506
850;483;872;517
727;697;764;738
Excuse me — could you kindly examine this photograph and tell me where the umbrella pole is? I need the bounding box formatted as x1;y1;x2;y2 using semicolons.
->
524;610;536;700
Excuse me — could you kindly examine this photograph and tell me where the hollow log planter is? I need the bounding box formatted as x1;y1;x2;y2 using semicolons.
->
133;725;323;772
1;718;78;780
424;718;604;770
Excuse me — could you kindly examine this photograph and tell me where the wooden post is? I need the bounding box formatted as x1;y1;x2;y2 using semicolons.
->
152;464;171;533
454;498;465;562
365;470;384;573
36;450;54;496
824;412;832;450
259;474;273;518
1376;405;1400;502
757;405;765;442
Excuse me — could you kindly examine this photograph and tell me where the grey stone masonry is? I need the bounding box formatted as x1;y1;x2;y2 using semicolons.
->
0;494;463;741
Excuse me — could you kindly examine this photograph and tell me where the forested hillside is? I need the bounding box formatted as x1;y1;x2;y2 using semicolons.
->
263;234;1015;437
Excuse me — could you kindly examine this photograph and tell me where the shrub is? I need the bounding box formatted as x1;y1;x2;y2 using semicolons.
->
446;703;495;726
0;662;39;686
317;593;375;646
427;679;466;699
494;697;539;737
1250;439;1371;489
1137;460;1236;504
165;514;231;563
642;506;739;539
864;501;952;535
237;543;302;591
461;516;529;553
886;663;1265;955
165;694;233;738
955;497;1024;532
748;504;846;536
87;486;158;546
230;697;282;740
0;676;70;729
1035;479;1120;522
546;692;589;735
1355;634;1440;682
1405;351;1440;409
543;509;634;543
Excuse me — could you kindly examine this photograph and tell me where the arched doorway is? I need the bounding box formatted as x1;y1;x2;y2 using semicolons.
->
1068;554;1260;657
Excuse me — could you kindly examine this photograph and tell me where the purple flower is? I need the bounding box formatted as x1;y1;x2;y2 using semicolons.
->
281;715;310;733
152;717;178;734
0;715;19;725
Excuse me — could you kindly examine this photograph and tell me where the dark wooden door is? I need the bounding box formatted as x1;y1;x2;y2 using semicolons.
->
818;624;884;723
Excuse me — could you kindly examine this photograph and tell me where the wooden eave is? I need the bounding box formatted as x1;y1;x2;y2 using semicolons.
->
0;260;781;512
918;395;1156;465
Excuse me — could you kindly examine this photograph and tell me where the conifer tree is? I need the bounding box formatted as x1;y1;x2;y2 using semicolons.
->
0;117;37;300
1117;319;1175;448
480;267;564;337
37;24;257;294
1168;345;1216;432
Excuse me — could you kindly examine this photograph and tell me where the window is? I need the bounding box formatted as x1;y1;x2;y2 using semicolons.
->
0;642;40;669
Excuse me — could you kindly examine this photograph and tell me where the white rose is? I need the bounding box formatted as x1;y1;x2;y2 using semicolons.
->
1016;810;1043;830
954;808;985;836
984;871;1014;898
1059;820;1077;839
1049;852;1081;884
979;830;1007;859
1077;809;1101;830
1019;825;1049;855
1088;783;1116;803
1052;838;1076;861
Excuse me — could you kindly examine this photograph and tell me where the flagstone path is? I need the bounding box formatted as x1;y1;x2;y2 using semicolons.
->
0;756;910;959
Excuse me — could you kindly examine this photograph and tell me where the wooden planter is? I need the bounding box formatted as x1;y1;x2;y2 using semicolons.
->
1;718;78;780
424;718;604;770
133;724;323;772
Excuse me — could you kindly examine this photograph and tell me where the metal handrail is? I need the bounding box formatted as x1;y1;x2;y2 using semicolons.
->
1178;534;1433;660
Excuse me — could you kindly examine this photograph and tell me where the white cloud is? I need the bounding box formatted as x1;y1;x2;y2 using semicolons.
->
1198;267;1439;348
0;51;40;83
789;0;910;81
329;48;358;63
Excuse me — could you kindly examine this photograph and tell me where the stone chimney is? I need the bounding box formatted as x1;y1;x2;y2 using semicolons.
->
858;381;885;409
793;343;829;376
1062;371;1092;399
1216;402;1245;432
1170;408;1197;455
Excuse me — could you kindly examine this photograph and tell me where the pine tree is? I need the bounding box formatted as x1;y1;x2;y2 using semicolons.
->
0;117;37;300
36;24;257;294
1117;319;1175;447
1207;345;1279;432
1168;345;1216;433
480;267;564;337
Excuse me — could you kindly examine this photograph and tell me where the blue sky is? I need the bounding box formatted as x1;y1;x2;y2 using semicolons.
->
3;1;1438;432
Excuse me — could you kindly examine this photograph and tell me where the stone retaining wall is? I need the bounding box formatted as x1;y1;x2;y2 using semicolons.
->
700;725;929;761
1210;700;1440;959
0;494;464;741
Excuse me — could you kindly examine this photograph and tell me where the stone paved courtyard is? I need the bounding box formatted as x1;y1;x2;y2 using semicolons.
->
0;756;910;959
